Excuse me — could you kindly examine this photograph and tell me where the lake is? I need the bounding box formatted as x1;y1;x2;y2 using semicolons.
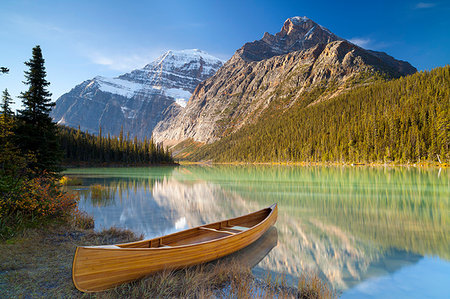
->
64;165;449;298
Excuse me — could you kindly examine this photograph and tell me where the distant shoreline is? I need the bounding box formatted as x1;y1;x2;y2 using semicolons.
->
62;162;180;168
61;160;448;169
179;161;448;168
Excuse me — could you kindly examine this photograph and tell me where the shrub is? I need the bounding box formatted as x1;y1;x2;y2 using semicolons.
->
59;176;82;186
0;173;78;239
70;209;94;230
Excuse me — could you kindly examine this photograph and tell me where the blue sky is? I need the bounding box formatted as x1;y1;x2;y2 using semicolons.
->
1;0;449;111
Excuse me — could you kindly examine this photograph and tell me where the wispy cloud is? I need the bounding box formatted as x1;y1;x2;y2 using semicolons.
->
415;2;436;9
348;37;372;48
84;49;165;71
8;14;65;35
348;37;392;51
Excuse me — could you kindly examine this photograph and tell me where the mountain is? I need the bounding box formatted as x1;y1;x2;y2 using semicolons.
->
152;17;416;145
51;49;224;139
190;66;449;163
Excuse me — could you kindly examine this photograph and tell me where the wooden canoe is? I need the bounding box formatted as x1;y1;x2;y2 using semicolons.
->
72;203;278;292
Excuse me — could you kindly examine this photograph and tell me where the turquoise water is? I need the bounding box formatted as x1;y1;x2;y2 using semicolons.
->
65;165;449;298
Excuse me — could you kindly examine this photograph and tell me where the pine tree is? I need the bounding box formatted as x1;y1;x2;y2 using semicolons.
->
16;45;62;175
1;89;13;117
0;89;26;178
0;89;14;146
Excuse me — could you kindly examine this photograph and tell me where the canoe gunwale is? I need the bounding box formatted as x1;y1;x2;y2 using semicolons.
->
80;203;277;251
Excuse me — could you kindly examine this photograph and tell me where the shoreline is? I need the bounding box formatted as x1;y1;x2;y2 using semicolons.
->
178;160;448;168
60;160;448;169
62;161;180;168
0;219;334;298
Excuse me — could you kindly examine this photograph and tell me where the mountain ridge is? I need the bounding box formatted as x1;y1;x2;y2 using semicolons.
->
51;49;224;138
152;17;416;145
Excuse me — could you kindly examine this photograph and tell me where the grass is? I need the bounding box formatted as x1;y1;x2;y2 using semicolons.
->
0;217;141;298
89;184;115;206
0;214;335;298
59;176;83;186
90;258;335;299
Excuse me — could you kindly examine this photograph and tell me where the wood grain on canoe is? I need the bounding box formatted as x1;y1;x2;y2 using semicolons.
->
72;204;277;292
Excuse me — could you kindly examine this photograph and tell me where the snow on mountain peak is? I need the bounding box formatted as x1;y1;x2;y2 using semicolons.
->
95;76;143;98
288;16;311;24
285;16;333;35
89;49;223;107
152;49;224;70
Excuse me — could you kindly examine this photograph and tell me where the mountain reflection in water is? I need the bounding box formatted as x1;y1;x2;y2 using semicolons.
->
66;165;449;295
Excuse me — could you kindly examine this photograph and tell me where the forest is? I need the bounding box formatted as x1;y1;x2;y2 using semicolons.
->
58;126;173;165
190;66;449;164
0;45;172;239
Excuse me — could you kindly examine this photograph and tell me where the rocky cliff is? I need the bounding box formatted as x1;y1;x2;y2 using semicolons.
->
152;17;416;145
51;49;223;138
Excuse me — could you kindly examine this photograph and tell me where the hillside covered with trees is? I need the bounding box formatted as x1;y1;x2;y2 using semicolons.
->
190;66;449;164
58;126;173;165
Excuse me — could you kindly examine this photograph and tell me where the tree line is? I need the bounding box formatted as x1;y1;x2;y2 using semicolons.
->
1;45;173;238
59;126;173;165
191;66;449;163
1;46;173;173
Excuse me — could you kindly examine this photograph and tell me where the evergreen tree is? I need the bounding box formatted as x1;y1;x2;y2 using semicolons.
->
0;89;14;150
15;45;62;175
1;89;13;117
0;88;27;179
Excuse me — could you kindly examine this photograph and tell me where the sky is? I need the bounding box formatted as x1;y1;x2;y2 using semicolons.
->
1;0;449;111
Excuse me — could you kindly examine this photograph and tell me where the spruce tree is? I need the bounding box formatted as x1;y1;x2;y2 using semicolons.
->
1;89;14;146
1;89;13;117
16;45;62;175
1;89;26;178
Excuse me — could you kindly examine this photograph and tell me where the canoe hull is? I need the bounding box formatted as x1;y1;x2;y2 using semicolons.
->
73;204;277;292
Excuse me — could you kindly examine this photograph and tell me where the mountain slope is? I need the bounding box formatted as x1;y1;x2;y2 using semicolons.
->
51;49;223;138
152;17;416;145
189;66;449;163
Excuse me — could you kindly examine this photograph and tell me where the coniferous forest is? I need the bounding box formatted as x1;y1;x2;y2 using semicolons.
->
58;126;173;165
0;45;173;239
191;66;449;163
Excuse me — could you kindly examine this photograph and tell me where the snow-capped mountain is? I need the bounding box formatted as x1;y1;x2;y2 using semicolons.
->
51;49;224;138
237;16;342;62
152;17;416;145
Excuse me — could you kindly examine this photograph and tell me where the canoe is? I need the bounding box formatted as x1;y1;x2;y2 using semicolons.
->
72;203;278;292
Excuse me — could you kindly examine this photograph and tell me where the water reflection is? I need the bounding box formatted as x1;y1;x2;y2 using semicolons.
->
65;165;449;296
218;227;278;270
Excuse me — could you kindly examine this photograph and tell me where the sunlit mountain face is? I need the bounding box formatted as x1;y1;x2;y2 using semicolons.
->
66;165;449;296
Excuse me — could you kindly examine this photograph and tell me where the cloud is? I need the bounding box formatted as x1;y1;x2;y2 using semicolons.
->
8;14;65;35
348;38;372;48
415;2;436;9
84;50;164;71
348;37;391;51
